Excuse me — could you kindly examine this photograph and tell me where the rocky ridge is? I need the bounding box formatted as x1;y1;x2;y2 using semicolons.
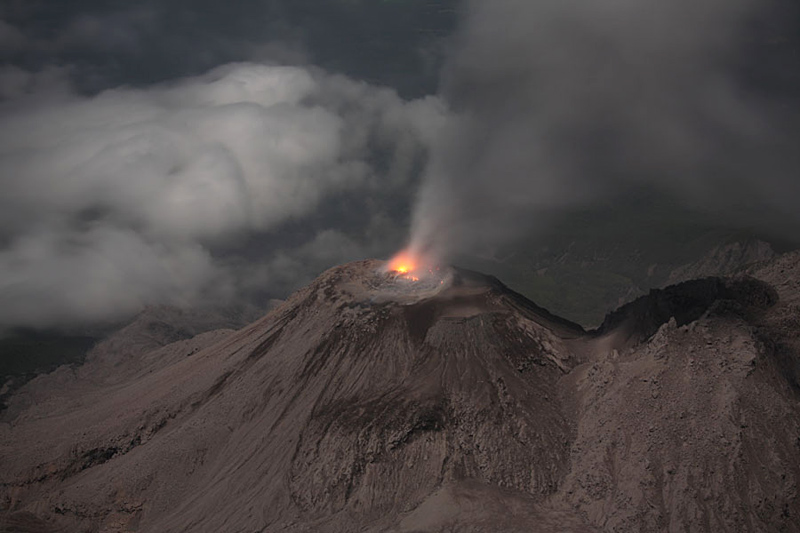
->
1;256;799;532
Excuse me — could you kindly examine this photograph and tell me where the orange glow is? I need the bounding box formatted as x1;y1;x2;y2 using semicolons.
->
388;250;420;279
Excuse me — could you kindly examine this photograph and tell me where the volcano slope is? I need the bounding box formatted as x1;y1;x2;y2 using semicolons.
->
2;256;800;532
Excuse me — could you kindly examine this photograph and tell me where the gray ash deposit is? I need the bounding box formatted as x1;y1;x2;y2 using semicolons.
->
338;260;455;305
2;257;800;532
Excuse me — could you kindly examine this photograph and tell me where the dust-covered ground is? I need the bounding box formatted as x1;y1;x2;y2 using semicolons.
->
1;255;800;532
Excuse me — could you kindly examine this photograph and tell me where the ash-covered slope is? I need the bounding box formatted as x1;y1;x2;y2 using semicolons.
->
2;258;800;532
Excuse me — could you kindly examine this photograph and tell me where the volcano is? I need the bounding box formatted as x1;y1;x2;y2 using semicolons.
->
2;257;800;532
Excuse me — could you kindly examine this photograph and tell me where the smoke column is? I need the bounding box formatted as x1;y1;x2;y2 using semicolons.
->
408;0;800;265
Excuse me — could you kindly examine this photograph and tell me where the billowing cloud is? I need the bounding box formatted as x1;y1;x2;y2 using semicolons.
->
0;62;447;329
408;0;800;264
2;0;796;332
0;227;226;328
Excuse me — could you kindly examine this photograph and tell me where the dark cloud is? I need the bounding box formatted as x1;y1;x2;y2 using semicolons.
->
0;0;460;97
408;0;800;264
1;0;797;332
0;18;27;51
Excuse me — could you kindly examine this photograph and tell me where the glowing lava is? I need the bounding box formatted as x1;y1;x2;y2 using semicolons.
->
388;250;421;281
375;251;451;301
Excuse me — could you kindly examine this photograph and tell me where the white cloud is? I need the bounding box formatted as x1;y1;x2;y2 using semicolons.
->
0;227;226;328
0;62;447;328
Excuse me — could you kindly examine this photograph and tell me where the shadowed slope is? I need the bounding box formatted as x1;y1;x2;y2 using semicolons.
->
1;261;587;532
2;257;800;532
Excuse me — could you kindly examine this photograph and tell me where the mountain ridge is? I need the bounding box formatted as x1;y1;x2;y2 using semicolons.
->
2;256;800;532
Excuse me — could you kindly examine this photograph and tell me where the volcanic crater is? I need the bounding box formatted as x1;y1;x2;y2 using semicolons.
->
2;257;800;532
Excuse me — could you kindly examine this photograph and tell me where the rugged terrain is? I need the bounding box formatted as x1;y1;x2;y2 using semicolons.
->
2;254;800;532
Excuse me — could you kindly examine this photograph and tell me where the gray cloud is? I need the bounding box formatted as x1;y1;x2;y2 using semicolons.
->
0;18;26;52
0;0;459;97
0;227;226;328
0;62;446;329
408;0;800;264
0;2;458;330
2;0;796;331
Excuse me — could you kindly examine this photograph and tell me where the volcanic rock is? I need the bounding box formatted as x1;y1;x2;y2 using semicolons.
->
1;257;800;532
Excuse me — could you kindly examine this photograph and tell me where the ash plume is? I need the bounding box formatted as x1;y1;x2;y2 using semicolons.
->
409;0;800;264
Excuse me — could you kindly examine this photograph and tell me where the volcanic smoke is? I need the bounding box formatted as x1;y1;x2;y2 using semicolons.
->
389;0;799;281
386;247;442;283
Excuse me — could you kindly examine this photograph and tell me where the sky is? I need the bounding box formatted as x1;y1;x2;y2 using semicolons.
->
0;0;798;330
